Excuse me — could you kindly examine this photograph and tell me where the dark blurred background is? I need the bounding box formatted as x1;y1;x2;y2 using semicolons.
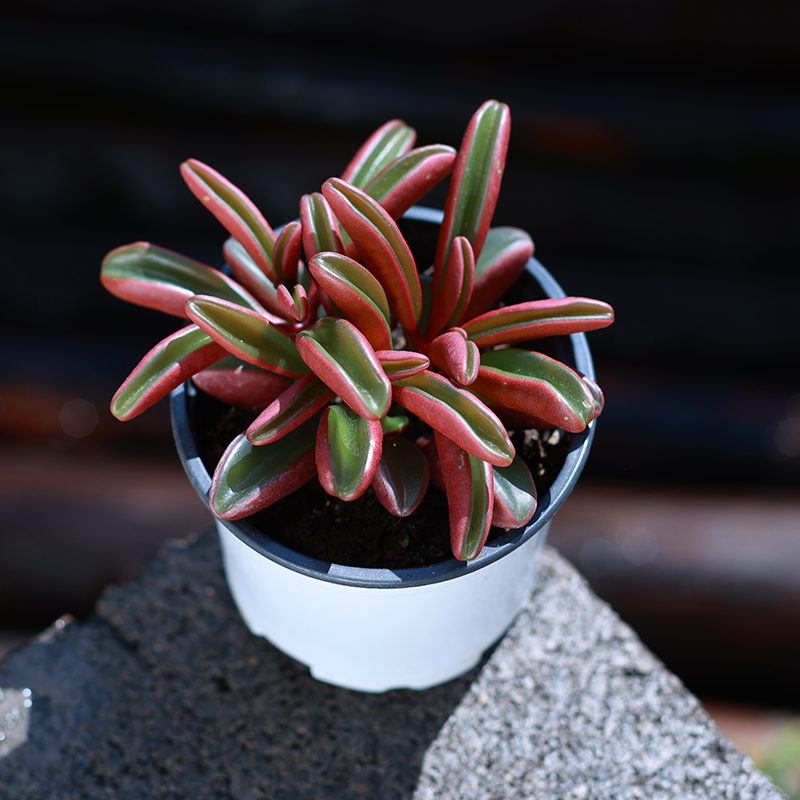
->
1;1;799;711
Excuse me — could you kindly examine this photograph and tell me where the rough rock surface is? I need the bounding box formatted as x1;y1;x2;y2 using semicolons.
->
0;530;783;800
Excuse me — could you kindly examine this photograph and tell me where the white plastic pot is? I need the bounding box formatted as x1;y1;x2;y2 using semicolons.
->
170;207;597;693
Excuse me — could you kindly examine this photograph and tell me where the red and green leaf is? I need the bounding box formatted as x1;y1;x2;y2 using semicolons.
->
186;295;309;377
434;431;494;561
277;283;309;324
372;436;430;517
111;325;227;421
491;455;537;530
376;350;430;380
462;227;534;321
341;119;416;188
299;192;346;260
210;418;319;519
316;406;383;501
434;100;510;274
180;159;276;280
428;328;480;386
271;220;302;283
364;144;456;219
463;297;615;348
307;252;392;350
295;317;392;420
392;370;513;466
101;242;263;318
471;349;596;433
247;373;334;445
222;237;287;319
192;356;292;411
322;178;422;334
427;236;474;340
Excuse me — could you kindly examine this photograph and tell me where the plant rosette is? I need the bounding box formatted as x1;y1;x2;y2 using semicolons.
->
102;102;613;692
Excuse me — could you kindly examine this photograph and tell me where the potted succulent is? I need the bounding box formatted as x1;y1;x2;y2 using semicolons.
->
101;100;614;692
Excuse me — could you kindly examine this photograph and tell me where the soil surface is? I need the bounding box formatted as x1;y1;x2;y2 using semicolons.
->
192;389;571;569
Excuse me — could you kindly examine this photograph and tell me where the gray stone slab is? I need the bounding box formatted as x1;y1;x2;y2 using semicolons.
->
0;530;782;800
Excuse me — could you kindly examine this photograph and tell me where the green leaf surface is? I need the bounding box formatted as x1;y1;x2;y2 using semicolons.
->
101;242;263;317
372;436;430;517
180;159;276;280
186;295;309;377
300;192;345;259
341;119;416;188
295;317;392;420
210;417;319;519
377;350;430;380
222;237;287;319
492;455;537;530
472;349;595;433
111;325;227;421
463;297;615;347
392;370;513;466
316;406;383;501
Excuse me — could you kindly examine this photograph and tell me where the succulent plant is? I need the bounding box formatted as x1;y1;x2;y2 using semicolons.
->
101;100;614;561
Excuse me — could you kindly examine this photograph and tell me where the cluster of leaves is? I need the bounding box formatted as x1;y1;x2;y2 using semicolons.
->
101;100;614;561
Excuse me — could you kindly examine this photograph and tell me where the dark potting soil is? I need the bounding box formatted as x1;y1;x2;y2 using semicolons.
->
192;387;571;569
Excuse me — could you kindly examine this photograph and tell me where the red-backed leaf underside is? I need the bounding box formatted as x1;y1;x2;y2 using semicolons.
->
210;417;319;519
434;430;494;561
307;252;392;351
295;317;392;421
491;456;537;530
427;236;474;341
180;159;276;280
462;227;534;321
463;297;615;348
111;325;227;421
247;373;334;445
322;178;422;334
316;406;383;501
192;356;292;411
434;100;511;275
372;436;430;517
429;328;479;386
101;242;263;318
186;295;309;377
364;144;456;220
341;119;416;188
392;370;513;466
471;349;596;433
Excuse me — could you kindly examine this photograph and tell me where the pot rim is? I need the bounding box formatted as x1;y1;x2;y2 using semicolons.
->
170;206;596;589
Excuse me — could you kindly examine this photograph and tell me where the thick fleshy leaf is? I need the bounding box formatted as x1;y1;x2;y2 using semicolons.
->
322;178;422;334
247;374;334;445
307;252;392;350
341;119;416;188
222;237;286;319
427;236;474;340
101;242;263;318
271;220;302;283
463;297;615;348
316;406;383;501
186;295;309;377
180;159;276;280
581;374;605;422
210;419;319;519
392;370;513;466
380;414;410;435
434;431;494;561
364;144;456;219
277;283;308;323
434;100;511;274
376;350;430;380
299;192;345;260
471;349;596;433
491;456;537;530
111;325;227;421
295;317;392;420
372;436;430;517
192;356;292;411
462;227;534;321
429;328;480;386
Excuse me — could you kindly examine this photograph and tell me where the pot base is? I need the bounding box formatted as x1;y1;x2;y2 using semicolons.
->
217;520;549;693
